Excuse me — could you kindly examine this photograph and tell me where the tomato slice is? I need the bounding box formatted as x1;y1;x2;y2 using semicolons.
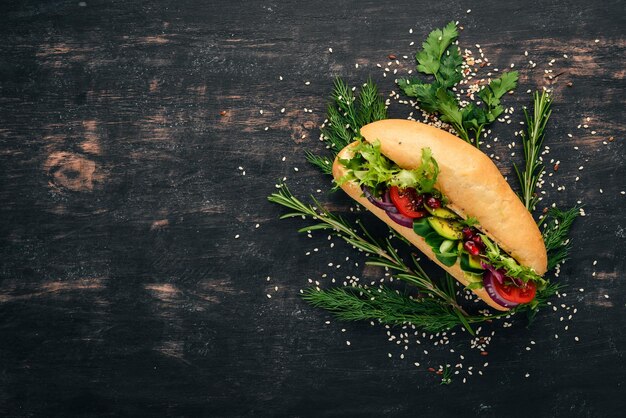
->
512;281;537;303
491;278;537;304
389;186;427;218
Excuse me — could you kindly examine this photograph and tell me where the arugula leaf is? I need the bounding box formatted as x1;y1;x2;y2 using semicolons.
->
337;140;440;193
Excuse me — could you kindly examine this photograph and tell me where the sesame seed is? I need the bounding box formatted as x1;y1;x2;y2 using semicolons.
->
266;294;271;299
328;47;333;53
525;373;530;378
346;340;350;346
466;9;472;13
595;39;600;43
279;75;283;80
604;294;610;299
234;234;240;239
255;223;260;228
304;81;310;85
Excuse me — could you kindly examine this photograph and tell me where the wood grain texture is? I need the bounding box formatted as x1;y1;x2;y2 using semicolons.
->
0;0;624;416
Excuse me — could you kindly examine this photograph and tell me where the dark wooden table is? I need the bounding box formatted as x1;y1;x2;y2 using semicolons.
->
1;1;624;416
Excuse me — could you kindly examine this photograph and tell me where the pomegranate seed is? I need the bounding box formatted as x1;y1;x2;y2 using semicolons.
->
463;240;480;256
471;235;485;251
462;227;474;240
425;196;441;208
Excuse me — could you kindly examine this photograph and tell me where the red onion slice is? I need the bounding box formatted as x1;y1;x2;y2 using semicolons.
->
386;210;414;228
481;262;506;285
482;270;519;309
362;186;398;213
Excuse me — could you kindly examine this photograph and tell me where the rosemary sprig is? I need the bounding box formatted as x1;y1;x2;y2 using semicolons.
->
306;78;387;173
514;90;552;211
267;184;464;312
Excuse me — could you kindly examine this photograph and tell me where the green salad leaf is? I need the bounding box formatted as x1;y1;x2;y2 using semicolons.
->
337;140;439;194
480;234;547;287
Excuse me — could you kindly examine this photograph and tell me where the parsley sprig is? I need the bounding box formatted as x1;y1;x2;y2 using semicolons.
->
397;21;518;148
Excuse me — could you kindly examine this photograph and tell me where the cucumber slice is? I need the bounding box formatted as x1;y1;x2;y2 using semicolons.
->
439;239;456;254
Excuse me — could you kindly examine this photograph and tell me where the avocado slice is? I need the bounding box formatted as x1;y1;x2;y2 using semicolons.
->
468;254;485;270
424;205;457;219
427;217;463;240
464;271;484;283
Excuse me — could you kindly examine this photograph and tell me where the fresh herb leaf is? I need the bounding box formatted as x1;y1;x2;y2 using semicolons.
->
542;206;580;270
397;22;518;149
460;216;479;227
307;78;387;174
302;286;462;332
415;21;459;76
304;150;333;175
514;90;552;211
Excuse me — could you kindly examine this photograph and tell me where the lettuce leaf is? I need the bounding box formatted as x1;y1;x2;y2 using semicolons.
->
337;140;439;193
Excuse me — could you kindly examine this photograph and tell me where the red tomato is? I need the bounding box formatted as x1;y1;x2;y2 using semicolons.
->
492;278;537;304
389;186;427;219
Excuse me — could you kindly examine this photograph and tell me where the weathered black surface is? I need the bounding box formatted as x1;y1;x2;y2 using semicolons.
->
0;0;624;416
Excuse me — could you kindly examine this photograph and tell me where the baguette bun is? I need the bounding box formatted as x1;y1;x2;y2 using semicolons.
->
332;119;548;311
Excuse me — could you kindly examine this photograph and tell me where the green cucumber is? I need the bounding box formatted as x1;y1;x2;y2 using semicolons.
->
439;239;456;254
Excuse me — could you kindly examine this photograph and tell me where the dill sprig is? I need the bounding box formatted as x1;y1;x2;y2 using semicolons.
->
514;90;552;211
306;78;387;173
302;286;462;333
541;206;580;270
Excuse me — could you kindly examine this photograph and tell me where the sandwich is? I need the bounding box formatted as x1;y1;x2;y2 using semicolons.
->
332;119;548;311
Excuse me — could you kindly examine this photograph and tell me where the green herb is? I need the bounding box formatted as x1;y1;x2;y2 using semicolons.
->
525;281;565;325
397;22;518;148
513;90;552;211
337;140;439;193
306;78;387;174
269;184;561;334
541;206;580;270
440;365;453;385
460;216;479;227
268;184;475;333
480;235;547;287
302;286;463;333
